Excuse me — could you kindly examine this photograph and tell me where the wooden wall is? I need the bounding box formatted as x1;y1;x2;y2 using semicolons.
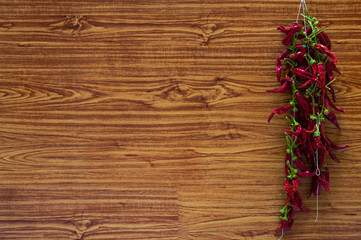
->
0;0;360;239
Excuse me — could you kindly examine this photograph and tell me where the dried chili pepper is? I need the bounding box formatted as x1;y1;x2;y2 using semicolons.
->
293;67;314;79
277;49;292;81
295;92;310;119
267;81;292;93
325;110;341;129
317;31;332;50
268;104;292;123
278;23;303;45
315;43;338;64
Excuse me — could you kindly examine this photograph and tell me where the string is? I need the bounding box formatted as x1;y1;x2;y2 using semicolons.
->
279;228;284;240
314;149;320;222
303;1;306;30
315;182;319;222
314;116;321;223
296;0;302;23
296;0;308;23
315;150;321;176
304;0;309;12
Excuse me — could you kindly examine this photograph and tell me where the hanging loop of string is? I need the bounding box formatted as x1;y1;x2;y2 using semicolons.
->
296;0;308;23
315;150;321;176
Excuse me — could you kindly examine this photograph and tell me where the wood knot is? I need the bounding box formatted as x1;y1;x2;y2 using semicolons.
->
201;23;217;46
162;84;193;101
214;76;226;82
64;16;87;32
50;15;93;34
201;23;217;35
159;83;228;107
75;219;92;231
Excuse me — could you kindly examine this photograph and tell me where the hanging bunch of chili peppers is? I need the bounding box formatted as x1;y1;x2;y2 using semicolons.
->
267;0;348;236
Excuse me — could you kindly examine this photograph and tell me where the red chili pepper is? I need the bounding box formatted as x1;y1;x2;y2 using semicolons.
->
268;104;292;123
284;125;302;136
294;148;309;171
294;158;308;173
296;44;307;54
317;31;332;50
292;179;299;192
315;43;338;64
276;49;292;81
318;148;326;172
329;85;337;102
289;52;305;60
329;149;341;163
295;92;310;119
325;61;335;80
310;62;318;77
274;220;294;235
290;51;306;66
309;104;319;116
330;140;349;150
285;179;295;200
282;77;295;82
320;121;332;151
298;128;309;146
314;167;331;194
308;177;319;198
312;136;326;152
298;27;312;39
309;173;329;197
267;81;292;93
329;99;346;113
325;110;341;129
278;23;302;46
305;127;316;158
321;124;342;163
288;208;296;221
318;64;326;85
322;167;330;193
293;67;314;79
299;78;321;88
277;24;297;34
297;170;316;178
274;223;283;235
294;191;309;212
330;60;341;74
318;64;327;101
317;177;330;194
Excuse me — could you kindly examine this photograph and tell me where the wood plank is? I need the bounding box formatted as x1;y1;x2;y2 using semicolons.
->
0;0;360;239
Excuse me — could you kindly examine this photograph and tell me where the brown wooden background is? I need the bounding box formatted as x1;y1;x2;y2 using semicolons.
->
0;0;360;239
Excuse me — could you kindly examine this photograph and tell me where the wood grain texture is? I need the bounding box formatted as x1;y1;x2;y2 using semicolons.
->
0;0;361;239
